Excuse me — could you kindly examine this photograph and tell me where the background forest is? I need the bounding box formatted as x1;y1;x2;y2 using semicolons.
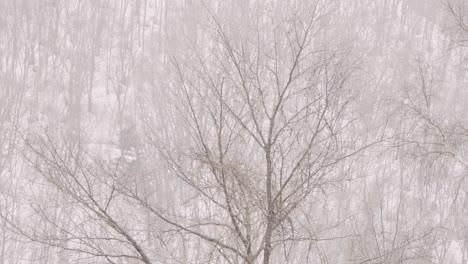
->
1;0;468;263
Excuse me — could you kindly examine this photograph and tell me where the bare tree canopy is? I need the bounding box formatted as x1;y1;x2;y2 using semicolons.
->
1;0;468;263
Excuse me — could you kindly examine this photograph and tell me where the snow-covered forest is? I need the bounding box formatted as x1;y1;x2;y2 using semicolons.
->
1;0;468;263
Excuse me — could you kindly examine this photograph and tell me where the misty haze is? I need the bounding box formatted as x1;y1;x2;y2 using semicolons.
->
1;0;468;263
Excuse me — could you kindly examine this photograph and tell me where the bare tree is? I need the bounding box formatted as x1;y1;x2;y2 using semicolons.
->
393;54;468;262
4;1;468;263
445;0;468;46
139;3;377;263
3;3;378;264
3;128;155;264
